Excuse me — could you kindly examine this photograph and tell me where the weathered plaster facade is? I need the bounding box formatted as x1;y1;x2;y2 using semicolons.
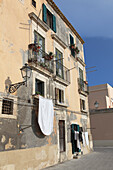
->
0;0;92;169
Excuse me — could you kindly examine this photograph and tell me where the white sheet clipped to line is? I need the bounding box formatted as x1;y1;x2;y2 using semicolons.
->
38;95;54;136
85;132;89;146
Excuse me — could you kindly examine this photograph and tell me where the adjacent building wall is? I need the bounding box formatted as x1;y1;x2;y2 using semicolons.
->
89;84;113;110
90;108;113;147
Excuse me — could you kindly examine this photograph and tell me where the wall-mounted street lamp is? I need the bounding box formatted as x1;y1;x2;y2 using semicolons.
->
94;101;99;109
9;63;32;93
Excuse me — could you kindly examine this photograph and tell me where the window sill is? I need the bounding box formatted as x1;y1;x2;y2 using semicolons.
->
81;110;88;114
55;101;68;108
32;94;44;99
76;57;86;67
53;75;70;86
0;114;17;119
78;89;88;97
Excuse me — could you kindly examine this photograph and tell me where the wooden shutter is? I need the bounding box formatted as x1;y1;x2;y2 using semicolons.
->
52;15;56;33
55;88;59;101
80;99;82;111
46;80;49;97
70;34;74;45
41;82;44;96
59;120;65;152
43;4;47;23
61;90;64;103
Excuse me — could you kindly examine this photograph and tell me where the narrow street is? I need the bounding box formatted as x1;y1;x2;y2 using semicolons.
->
45;148;113;170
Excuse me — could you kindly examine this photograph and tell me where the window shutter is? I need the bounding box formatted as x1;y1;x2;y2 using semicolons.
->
80;99;82;111
35;79;38;94
70;34;74;45
52;15;56;33
46;80;49;97
55;88;59;101
61;90;64;103
43;3;47;23
34;31;37;44
77;125;79;132
42;82;44;96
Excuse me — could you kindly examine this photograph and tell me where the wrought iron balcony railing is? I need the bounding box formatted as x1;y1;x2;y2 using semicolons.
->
56;61;70;83
28;43;54;74
28;43;70;84
78;78;89;94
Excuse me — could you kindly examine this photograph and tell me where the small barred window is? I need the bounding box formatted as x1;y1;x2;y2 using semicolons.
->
2;99;13;115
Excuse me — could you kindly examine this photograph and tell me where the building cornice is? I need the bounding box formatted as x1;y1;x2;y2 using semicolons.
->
46;0;84;44
29;12;49;32
90;108;113;115
51;34;67;49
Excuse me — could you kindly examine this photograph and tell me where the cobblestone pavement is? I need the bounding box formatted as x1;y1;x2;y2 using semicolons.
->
44;148;113;170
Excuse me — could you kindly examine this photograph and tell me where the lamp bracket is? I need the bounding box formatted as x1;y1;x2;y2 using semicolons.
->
9;80;26;93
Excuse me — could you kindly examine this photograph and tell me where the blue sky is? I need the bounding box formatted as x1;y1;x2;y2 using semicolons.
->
54;0;113;86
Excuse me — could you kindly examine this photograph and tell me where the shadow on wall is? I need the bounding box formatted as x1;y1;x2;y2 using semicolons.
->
32;98;45;138
5;77;12;93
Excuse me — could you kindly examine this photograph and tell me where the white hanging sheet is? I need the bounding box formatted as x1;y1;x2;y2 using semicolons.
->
85;132;89;146
38;96;54;136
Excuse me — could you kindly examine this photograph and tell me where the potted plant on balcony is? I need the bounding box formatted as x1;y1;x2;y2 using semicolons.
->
69;44;80;55
75;47;79;54
43;52;54;61
84;80;88;85
28;43;41;52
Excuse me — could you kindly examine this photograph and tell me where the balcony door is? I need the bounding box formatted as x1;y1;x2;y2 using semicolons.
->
79;68;84;91
56;48;64;79
34;31;45;62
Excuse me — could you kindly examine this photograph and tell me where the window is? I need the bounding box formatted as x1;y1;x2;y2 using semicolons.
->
42;3;56;32
47;10;53;29
80;99;85;111
79;68;83;80
55;88;64;104
2;98;13;115
34;32;45;62
59;120;65;152
79;68;84;91
56;48;64;79
70;34;74;45
70;34;75;57
32;0;36;8
35;79;44;96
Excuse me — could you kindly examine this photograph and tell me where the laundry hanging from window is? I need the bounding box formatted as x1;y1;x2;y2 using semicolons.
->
38;95;54;136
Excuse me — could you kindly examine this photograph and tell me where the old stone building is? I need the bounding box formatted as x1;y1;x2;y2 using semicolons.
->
0;0;93;169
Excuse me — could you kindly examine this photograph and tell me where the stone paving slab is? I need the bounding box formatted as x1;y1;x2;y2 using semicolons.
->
44;148;113;170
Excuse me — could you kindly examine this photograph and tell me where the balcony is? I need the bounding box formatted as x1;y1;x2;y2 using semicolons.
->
28;43;70;86
78;78;89;96
28;44;54;75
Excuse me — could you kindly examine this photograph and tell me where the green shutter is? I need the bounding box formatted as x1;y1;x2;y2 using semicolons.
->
52;15;56;33
70;34;74;45
43;3;47;23
77;125;79;132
